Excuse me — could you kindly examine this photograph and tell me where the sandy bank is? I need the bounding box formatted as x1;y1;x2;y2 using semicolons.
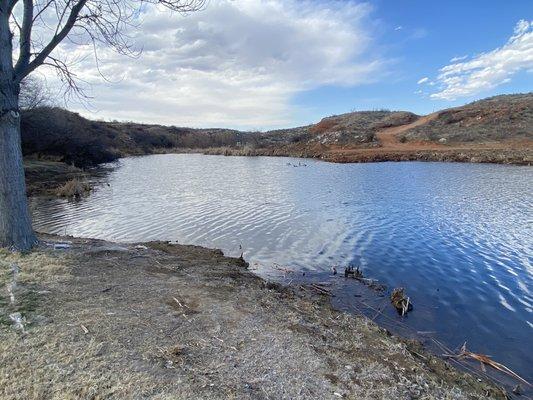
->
0;235;503;399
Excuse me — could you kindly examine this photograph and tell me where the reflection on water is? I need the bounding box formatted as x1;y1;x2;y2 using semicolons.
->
31;154;533;381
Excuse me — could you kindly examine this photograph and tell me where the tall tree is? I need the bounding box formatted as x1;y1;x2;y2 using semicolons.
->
0;0;205;251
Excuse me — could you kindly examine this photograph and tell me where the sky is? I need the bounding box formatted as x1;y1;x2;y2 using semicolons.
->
40;0;533;130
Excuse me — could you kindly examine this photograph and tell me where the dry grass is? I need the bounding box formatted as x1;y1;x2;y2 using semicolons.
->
24;159;83;196
0;235;504;399
55;178;91;198
401;93;533;143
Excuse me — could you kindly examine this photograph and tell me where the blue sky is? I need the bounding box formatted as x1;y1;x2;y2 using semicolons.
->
56;0;532;129
292;0;533;122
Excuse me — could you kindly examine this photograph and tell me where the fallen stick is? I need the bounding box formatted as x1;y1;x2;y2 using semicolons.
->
272;264;294;274
310;284;332;295
173;297;189;308
444;342;531;386
173;297;183;307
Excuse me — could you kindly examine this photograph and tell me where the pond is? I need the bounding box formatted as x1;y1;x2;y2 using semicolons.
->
31;154;532;384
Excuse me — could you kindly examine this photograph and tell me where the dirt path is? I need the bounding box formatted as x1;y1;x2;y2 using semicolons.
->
0;235;503;399
375;113;440;149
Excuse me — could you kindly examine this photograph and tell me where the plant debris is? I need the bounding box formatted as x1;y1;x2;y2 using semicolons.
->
344;265;363;278
444;343;531;387
390;288;413;316
343;265;386;292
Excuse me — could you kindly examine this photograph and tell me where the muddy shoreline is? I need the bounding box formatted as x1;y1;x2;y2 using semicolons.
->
0;234;506;399
176;144;533;166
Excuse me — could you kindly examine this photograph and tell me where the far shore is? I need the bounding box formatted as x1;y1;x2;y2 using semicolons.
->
167;142;533;166
24;144;532;199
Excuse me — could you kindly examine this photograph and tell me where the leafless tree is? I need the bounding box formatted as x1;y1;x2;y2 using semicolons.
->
0;0;206;251
19;75;52;109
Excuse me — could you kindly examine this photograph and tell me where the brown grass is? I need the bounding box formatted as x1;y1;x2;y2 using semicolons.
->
55;178;91;198
0;235;504;399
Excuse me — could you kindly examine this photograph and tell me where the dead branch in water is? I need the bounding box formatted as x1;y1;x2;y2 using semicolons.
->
390;288;413;316
272;263;294;274
307;284;332;296
444;342;531;386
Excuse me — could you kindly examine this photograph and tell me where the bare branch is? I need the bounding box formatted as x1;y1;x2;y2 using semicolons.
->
13;0;33;73
7;0;206;95
19;74;54;109
16;0;89;81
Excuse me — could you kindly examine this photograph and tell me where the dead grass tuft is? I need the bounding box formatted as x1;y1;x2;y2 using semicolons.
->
55;178;91;198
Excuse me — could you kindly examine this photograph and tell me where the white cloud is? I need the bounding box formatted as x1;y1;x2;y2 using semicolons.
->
417;77;429;84
449;55;467;62
429;20;533;100
40;0;383;129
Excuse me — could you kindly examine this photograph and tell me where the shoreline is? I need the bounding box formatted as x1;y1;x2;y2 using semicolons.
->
0;234;506;399
170;144;533;166
24;150;532;200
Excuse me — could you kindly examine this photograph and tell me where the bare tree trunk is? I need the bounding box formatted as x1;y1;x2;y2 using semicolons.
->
0;9;36;251
0;102;36;251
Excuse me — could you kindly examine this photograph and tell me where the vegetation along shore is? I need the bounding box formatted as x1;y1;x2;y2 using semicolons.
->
22;93;532;176
21;93;532;197
0;235;506;399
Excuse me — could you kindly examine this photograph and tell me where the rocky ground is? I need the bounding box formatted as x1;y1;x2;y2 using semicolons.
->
0;235;504;399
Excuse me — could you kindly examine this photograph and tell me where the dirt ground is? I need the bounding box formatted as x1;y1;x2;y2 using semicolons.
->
322;116;532;164
0;235;504;399
192;138;533;165
194;115;533;165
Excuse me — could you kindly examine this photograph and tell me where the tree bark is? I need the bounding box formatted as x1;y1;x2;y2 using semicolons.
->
0;106;36;251
0;8;36;251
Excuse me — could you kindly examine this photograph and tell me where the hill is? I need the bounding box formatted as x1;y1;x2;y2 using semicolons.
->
20;93;533;168
399;94;533;143
21;108;255;167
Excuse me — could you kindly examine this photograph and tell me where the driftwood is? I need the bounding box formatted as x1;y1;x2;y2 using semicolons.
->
390;288;413;316
344;265;363;278
444;342;531;386
303;283;332;296
343;266;386;291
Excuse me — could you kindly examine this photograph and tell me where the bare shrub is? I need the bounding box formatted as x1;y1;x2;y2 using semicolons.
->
55;179;91;199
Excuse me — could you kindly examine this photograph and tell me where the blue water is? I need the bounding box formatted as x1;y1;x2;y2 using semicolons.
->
30;154;533;383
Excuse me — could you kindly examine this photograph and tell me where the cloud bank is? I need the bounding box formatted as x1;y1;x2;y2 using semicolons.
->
423;20;533;101
43;0;382;129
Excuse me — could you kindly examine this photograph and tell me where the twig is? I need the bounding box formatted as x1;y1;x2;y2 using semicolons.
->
444;343;531;386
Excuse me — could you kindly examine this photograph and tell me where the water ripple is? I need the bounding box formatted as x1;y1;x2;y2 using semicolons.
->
30;154;533;379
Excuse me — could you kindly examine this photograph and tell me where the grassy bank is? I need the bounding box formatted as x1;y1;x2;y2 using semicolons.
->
175;144;533;165
0;235;504;399
24;159;110;197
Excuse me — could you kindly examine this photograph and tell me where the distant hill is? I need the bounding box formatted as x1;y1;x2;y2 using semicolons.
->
21;108;254;167
270;110;419;146
261;93;532;147
21;93;532;167
399;94;533;143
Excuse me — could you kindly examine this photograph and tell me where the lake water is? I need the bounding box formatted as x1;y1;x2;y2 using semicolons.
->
31;154;532;384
